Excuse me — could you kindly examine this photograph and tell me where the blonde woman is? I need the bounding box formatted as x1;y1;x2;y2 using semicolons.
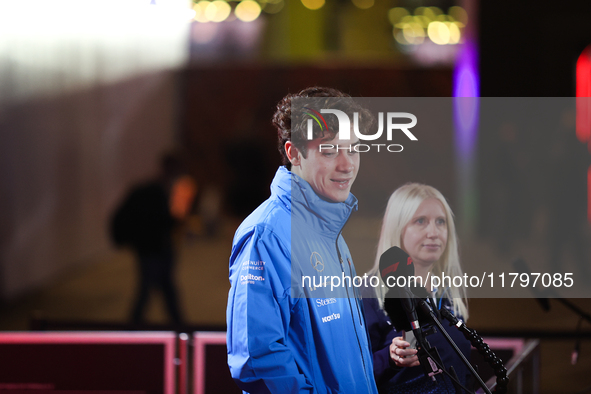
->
362;183;470;393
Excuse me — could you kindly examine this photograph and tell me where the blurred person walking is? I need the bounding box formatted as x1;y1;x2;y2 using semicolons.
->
110;153;196;326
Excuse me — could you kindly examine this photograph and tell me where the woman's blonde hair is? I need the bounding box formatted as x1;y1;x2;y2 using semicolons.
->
368;183;469;320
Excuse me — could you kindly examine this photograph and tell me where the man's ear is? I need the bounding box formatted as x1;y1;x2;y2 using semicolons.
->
285;141;301;166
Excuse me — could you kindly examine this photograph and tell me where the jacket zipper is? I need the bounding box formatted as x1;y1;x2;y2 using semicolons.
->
347;257;364;327
335;232;371;390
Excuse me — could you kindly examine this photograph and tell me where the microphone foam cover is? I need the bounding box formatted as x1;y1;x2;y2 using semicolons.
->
379;246;415;287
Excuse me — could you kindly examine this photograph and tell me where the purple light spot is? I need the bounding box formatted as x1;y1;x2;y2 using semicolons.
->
453;38;479;161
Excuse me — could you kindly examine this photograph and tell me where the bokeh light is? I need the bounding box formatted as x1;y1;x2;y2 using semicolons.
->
413;15;429;28
399;15;414;25
390;5;465;46
428;6;443;17
388;7;409;25
205;0;231;22
447;22;461;44
193;1;210;23
261;0;284;14
301;0;324;10
402;22;425;45
428;21;450;45
449;6;468;25
352;0;374;10
235;0;261;22
415;6;427;17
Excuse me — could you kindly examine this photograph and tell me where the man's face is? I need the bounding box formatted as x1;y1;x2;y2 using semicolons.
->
290;133;360;203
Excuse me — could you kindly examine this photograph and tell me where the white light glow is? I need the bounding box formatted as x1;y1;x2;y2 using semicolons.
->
0;0;191;103
428;21;450;45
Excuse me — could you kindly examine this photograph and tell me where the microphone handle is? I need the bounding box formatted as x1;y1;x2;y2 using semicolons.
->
416;341;444;382
400;292;440;381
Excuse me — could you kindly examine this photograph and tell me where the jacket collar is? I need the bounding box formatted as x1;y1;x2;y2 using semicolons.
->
271;166;358;237
270;166;293;213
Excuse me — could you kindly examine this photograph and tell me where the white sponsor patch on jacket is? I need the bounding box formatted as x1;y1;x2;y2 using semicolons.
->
321;313;341;323
241;260;266;271
240;273;265;285
316;298;337;308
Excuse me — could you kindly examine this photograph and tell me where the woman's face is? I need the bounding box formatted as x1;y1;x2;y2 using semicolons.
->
401;198;448;271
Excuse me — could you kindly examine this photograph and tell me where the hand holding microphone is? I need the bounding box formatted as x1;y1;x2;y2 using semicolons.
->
389;336;419;368
379;246;443;379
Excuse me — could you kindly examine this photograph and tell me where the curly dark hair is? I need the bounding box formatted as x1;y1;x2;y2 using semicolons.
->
272;87;372;169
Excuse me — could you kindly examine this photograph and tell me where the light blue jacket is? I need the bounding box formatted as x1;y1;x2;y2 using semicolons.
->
227;166;378;394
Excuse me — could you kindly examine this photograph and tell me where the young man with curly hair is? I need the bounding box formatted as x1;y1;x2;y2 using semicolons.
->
226;87;378;394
